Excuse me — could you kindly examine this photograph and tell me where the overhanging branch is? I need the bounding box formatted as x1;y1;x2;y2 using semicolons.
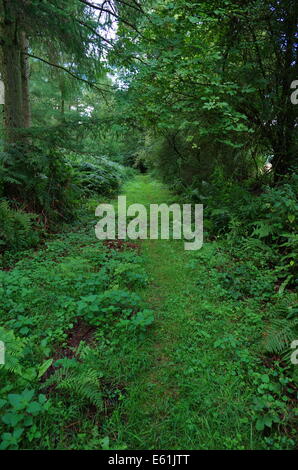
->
27;53;114;95
79;0;142;35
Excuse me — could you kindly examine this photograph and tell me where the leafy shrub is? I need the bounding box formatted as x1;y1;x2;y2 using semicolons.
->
262;300;298;361
0;200;40;252
0;390;51;450
184;172;297;284
77;290;143;327
73;156;133;197
0;223;154;449
116;309;155;338
263;317;298;358
102;259;149;289
183;171;297;239
217;262;275;301
240;177;298;243
251;367;296;436
0;143;78;224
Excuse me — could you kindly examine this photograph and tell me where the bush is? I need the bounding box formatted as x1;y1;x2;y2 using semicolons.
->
73;156;134;197
217;261;275;301
77;290;143;327
0;144;79;224
0;389;51;450
182;171;297;280
0;200;40;252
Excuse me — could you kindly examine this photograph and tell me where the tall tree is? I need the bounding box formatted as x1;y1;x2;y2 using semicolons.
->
0;1;24;143
0;0;110;145
112;0;298;180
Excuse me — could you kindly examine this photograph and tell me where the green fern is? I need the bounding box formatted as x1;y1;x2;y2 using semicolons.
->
0;327;26;377
0;199;37;251
42;346;103;409
263;318;298;356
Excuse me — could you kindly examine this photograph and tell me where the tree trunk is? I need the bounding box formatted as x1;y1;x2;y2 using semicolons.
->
271;2;298;180
20;30;31;128
61;97;65;116
0;1;23;144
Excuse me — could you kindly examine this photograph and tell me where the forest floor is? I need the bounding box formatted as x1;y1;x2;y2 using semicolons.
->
104;175;267;450
2;175;295;450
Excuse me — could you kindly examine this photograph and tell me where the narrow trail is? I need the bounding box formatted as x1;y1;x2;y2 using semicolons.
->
107;175;257;450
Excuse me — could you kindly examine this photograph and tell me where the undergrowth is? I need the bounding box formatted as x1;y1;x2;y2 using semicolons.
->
0;202;153;449
0;174;297;450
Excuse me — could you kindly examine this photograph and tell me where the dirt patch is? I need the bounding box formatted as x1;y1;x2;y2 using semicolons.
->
0;266;13;272
54;318;96;361
104;239;140;253
42;319;96;383
65;319;96;350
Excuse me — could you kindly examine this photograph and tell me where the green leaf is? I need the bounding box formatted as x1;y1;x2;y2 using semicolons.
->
21;389;35;402
27;401;42;415
2;412;23;426
38;394;47;405
100;436;110;450
261;375;270;384
23;415;33;427
256;418;265;431
37;358;53;378
264;416;273;428
0;399;7;409
7;394;23;409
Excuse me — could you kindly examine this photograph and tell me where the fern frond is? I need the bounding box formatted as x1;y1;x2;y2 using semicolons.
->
42;347;103;409
263;318;298;355
0;327;26;376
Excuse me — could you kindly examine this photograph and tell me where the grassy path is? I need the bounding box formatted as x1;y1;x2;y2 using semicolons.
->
1;175;294;450
106;175;260;450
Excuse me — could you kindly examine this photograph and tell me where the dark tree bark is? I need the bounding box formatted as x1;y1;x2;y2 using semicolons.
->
0;0;23;143
271;1;298;178
20;30;31;128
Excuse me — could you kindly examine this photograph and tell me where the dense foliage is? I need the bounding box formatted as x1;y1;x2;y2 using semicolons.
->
0;0;297;451
0;219;153;449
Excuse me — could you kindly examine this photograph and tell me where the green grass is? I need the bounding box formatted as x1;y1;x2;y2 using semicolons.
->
103;175;296;450
0;174;296;450
104;176;255;449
